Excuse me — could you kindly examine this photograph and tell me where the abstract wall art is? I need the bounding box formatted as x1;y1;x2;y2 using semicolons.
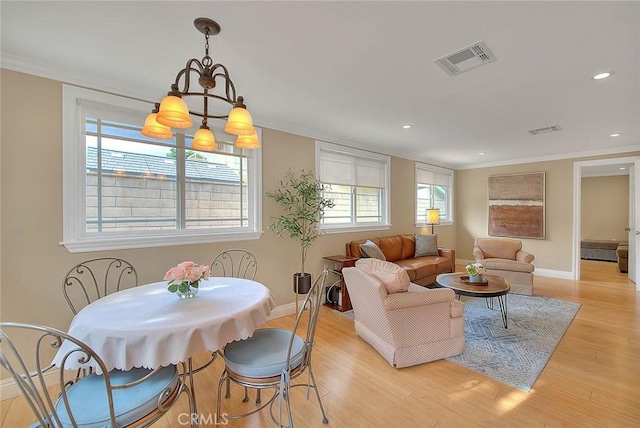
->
488;172;545;239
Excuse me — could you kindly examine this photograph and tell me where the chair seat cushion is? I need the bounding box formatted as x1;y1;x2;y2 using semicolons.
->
54;365;178;428
224;328;305;378
481;258;535;273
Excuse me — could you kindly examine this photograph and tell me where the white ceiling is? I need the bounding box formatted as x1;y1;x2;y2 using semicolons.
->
2;1;639;169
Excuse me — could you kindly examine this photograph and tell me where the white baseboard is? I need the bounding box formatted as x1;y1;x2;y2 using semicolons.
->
534;268;574;280
0;367;61;401
457;259;574;280
267;302;297;319
1;302;300;401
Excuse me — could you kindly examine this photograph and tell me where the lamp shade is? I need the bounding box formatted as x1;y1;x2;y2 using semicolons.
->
156;95;193;128
141;113;174;140
426;208;440;225
192;128;217;152
235;131;260;149
224;106;255;135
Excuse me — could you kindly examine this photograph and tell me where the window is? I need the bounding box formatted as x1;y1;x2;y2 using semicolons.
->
62;85;262;252
416;163;454;225
316;141;390;233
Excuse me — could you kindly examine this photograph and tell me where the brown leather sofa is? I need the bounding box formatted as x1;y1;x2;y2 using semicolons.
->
345;235;455;286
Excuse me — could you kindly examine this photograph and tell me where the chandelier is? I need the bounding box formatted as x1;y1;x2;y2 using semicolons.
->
141;18;260;151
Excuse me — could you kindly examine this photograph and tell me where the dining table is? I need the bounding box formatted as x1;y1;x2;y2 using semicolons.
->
52;276;275;426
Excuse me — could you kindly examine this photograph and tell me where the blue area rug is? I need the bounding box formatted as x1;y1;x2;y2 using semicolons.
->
447;294;581;391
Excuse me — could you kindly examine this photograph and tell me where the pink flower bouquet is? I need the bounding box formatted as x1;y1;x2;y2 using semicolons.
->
164;261;211;294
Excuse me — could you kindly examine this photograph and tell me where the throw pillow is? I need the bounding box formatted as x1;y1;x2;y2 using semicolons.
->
415;234;439;257
355;258;409;293
359;240;386;260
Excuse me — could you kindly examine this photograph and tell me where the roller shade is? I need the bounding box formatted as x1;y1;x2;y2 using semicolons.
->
417;168;450;186
319;148;386;188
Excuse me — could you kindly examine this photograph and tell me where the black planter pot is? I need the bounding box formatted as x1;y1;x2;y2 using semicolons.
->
293;272;312;294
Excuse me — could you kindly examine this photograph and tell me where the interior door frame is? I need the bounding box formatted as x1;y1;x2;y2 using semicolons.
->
572;156;639;281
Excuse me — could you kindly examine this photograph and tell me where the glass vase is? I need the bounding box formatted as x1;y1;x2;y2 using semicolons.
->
176;284;199;299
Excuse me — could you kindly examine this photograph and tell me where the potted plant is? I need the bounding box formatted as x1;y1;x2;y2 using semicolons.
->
465;262;486;283
266;169;335;296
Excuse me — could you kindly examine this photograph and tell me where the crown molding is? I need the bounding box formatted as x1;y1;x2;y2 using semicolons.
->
3;52;638;172
455;145;640;170
1;52;156;106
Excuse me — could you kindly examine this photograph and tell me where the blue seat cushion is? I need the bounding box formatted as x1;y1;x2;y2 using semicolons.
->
224;328;305;378
52;365;178;428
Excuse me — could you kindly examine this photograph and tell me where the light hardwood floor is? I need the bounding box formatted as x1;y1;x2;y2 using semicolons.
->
2;260;639;427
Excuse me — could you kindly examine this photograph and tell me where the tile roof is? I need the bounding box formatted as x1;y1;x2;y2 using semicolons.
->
86;147;240;183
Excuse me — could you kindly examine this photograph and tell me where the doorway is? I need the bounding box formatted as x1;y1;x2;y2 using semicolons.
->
573;156;638;286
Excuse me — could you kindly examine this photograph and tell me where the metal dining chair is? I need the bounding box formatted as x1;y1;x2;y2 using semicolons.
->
0;322;188;427
62;258;138;315
216;270;330;427
210;249;259;402
210;249;258;280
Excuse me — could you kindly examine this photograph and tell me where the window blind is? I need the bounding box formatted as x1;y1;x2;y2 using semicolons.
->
416;168;450;186
319;148;386;188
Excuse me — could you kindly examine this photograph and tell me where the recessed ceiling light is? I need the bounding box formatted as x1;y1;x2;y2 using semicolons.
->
619;167;626;170
478;152;486;155
592;72;613;80
610;133;621;137
402;125;412;129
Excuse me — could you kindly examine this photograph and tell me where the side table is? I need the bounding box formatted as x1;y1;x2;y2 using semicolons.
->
322;255;358;312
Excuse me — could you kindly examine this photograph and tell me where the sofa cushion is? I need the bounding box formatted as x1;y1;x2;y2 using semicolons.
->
378;236;403;262
481;258;535;273
359;240;386;260
348;238;380;258
415;234;438;257
400;235;416;260
394;258;436;282
476;238;521;260
355;259;409;293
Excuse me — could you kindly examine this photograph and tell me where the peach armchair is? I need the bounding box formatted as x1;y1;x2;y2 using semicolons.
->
473;237;535;295
342;262;465;368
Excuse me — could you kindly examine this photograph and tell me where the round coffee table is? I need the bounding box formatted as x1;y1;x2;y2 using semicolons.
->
436;273;510;328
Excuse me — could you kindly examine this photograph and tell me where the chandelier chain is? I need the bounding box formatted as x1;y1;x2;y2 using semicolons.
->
203;31;212;67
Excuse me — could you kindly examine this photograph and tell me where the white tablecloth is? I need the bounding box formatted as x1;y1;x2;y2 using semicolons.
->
53;277;275;373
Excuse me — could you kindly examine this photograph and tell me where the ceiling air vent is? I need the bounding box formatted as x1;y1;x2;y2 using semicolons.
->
434;41;497;76
528;125;562;135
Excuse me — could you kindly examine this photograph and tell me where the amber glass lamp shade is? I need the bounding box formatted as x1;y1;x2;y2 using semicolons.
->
156;95;193;129
192;128;217;152
235;131;260;149
224;106;255;135
141;113;173;140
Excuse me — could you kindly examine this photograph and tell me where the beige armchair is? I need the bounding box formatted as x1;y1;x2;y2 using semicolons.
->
342;263;465;368
473;237;535;295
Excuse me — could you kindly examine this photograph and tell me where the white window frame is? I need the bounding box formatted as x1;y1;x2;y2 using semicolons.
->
316;141;391;234
62;85;262;253
415;163;454;226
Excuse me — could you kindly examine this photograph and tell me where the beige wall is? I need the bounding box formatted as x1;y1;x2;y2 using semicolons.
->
581;175;629;241
456;155;639;272
0;70;456;336
4;69;638;372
